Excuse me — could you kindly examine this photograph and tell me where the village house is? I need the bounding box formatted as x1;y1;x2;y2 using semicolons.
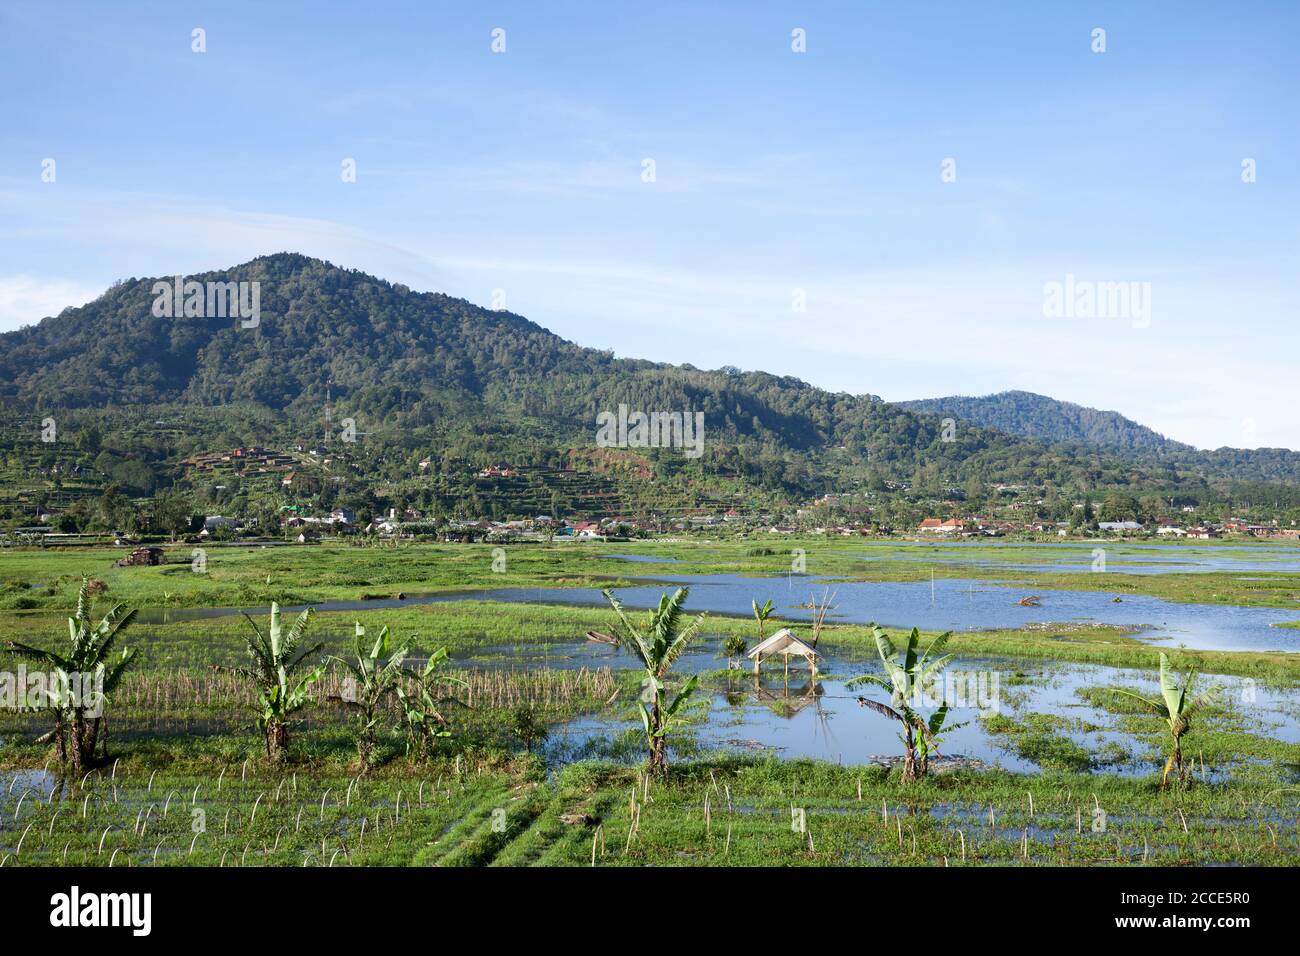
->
919;518;965;533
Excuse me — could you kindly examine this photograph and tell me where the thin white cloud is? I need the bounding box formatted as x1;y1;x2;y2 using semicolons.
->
0;275;103;332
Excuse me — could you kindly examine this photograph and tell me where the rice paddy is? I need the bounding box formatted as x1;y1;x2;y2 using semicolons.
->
1;538;1297;867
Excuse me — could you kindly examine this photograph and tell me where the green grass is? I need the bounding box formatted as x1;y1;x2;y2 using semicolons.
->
1;539;1298;867
3;537;1300;612
3;755;1296;867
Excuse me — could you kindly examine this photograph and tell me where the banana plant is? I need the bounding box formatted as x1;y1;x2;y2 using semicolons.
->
721;633;748;670
234;603;325;763
603;587;706;775
6;579;136;773
330;623;410;769
395;647;465;759
847;625;960;782
752;598;774;642
1108;653;1221;788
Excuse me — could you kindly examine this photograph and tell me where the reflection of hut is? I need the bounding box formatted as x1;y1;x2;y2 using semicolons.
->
747;628;817;680
752;680;823;717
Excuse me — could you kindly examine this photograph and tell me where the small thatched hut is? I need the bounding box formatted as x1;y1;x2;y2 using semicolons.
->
747;628;817;679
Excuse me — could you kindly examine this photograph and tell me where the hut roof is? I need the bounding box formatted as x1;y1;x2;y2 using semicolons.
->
747;628;816;661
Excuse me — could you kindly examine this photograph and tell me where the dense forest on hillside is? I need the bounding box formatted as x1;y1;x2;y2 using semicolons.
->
901;391;1300;484
1;254;1297;529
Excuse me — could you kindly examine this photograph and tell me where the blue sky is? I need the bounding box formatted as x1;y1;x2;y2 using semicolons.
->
1;1;1297;449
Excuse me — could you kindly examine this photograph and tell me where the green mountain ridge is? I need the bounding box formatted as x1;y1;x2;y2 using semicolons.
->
898;391;1300;485
899;391;1188;454
0;254;1295;523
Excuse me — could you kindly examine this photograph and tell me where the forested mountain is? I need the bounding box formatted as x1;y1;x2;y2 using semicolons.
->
901;391;1300;485
899;391;1187;454
0;254;1295;521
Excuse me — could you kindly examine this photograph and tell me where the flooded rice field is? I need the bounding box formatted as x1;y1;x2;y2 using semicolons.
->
851;540;1300;575
425;575;1300;653
130;571;1300;652
529;635;1300;777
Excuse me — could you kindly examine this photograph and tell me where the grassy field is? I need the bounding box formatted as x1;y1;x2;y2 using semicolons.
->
1;539;1297;867
3;757;1295;867
2;537;1300;611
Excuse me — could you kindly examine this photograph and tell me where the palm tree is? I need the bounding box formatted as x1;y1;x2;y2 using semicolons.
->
603;587;706;775
7;580;136;773
330;623;410;769
1108;653;1221;788
847;625;958;782
234;603;325;763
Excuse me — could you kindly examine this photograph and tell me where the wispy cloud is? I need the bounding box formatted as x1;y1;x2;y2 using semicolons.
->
0;275;103;330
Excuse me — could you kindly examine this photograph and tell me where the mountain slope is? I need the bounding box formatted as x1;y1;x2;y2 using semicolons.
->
0;254;1011;463
899;391;1190;455
0;254;1293;513
900;390;1300;485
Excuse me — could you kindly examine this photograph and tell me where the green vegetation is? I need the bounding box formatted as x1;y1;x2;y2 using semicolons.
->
330;623;411;769
0;540;1297;868
848;626;960;781
603;587;706;775
3;538;1300;616
1103;654;1222;789
3;757;1294;867
902;389;1300;485
232;604;325;763
5;580;137;773
4;255;1300;533
395;647;461;760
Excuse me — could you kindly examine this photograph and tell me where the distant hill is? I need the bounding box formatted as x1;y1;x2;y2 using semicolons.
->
900;391;1300;485
899;391;1190;455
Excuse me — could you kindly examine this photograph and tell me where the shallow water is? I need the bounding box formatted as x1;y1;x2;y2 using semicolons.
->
421;574;1300;653
537;641;1295;776
131;570;1300;652
854;539;1300;573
